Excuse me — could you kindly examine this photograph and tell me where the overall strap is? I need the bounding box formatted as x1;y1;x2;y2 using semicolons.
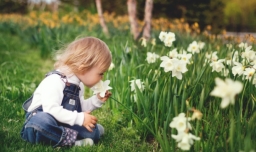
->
45;70;72;86
45;70;66;78
22;70;72;112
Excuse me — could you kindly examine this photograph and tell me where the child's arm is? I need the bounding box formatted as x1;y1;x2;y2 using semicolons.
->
79;83;111;112
39;75;84;126
80;92;112;112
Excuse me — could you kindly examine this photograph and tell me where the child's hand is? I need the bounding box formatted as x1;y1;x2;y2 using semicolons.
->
83;111;98;132
97;90;112;102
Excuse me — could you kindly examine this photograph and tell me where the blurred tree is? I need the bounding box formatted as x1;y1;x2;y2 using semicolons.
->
95;0;109;36
203;0;225;34
224;0;256;32
0;0;27;14
127;0;139;40
73;0;79;12
1;0;255;32
142;0;153;40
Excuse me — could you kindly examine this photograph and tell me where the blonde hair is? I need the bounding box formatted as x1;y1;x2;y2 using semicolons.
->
54;37;112;75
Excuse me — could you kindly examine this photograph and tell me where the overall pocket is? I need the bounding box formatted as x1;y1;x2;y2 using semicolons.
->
62;92;80;111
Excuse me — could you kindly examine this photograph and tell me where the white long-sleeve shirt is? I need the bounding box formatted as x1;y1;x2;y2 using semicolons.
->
27;71;104;126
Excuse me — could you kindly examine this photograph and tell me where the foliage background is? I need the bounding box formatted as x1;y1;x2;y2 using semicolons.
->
0;0;256;33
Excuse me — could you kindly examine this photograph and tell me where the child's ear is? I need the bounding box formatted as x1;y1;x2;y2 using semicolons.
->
78;64;87;71
78;65;84;70
78;64;91;73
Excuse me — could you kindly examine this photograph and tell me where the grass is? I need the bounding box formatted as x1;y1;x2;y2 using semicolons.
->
0;12;256;151
0;33;157;152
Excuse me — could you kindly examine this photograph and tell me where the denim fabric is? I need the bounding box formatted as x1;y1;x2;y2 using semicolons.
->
21;110;66;146
20;71;100;147
61;83;81;112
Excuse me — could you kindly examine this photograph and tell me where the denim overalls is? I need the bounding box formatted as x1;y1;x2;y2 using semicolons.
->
20;71;100;147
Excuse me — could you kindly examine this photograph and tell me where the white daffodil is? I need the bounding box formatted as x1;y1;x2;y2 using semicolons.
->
205;52;211;60
125;47;131;53
251;59;256;66
169;113;192;132
130;79;145;92
222;68;229;77
108;62;115;71
204;52;211;64
163;32;176;47
243;68;255;80
146;52;160;63
168;48;178;59
172;131;200;151
198;41;205;50
226;59;232;66
252;75;256;86
208;51;218;62
241;46;255;61
232;62;245;76
91;80;112;97
171;58;188;80
210;77;243;109
187;41;200;54
238;42;248;49
140;37;147;47
226;43;233;50
241;59;247;65
178;51;192;64
164;41;173;47
209;59;225;73
180;132;200;151
232;50;239;62
159;31;168;42
160;57;188;79
191;108;203;120
151;38;156;46
160;56;174;72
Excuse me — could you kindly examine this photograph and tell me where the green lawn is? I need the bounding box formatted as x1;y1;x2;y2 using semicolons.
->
1;19;255;152
0;33;157;152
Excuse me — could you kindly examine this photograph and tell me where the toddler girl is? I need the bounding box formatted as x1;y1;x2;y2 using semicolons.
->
20;37;112;147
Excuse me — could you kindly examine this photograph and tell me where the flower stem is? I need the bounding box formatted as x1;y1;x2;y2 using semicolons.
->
110;96;156;136
240;80;248;121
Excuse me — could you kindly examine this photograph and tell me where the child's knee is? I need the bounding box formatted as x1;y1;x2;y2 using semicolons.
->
29;112;58;127
21;125;59;145
21;127;37;143
21;112;62;145
23;112;60;137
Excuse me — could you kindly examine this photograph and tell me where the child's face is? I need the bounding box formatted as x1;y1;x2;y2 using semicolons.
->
76;66;105;88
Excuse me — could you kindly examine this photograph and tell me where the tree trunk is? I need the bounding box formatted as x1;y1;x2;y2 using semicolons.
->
142;0;153;40
127;0;139;40
95;0;109;36
73;0;79;12
50;0;60;12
